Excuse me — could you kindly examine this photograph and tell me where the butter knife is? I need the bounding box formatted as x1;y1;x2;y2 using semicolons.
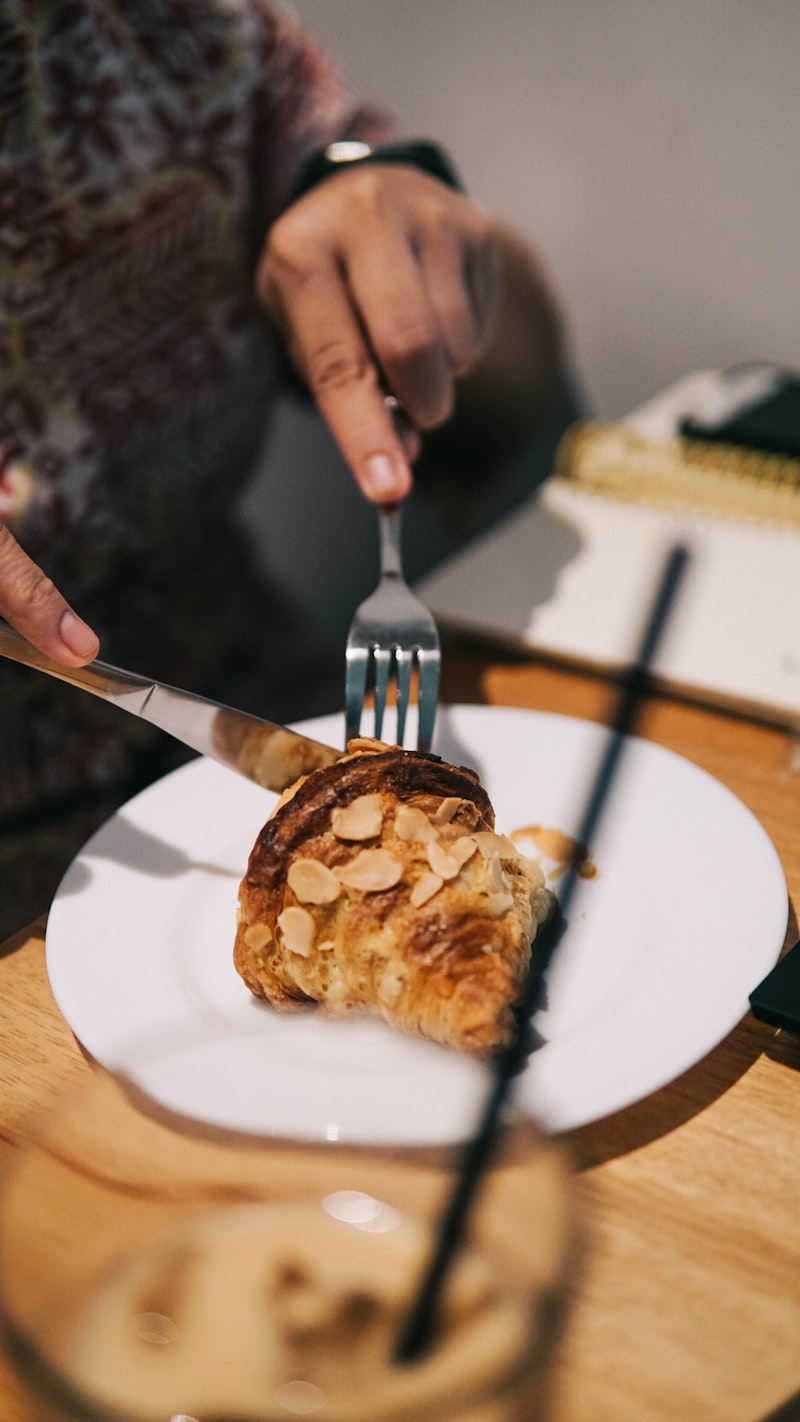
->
0;621;344;795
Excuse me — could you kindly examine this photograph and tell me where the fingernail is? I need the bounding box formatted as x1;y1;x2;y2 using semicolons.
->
364;454;408;499
60;610;99;658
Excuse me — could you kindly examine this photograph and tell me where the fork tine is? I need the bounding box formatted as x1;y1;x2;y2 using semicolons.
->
344;644;370;743
394;647;414;747
372;646;392;741
344;483;441;753
416;648;441;753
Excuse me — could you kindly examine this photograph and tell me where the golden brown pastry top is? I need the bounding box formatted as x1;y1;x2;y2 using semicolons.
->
244;743;495;897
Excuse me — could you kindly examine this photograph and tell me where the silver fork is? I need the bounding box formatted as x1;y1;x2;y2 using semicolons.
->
345;502;441;752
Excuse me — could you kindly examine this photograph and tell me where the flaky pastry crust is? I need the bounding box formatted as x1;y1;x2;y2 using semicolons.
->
233;740;554;1055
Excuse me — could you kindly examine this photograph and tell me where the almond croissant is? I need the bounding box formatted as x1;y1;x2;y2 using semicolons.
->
233;739;554;1055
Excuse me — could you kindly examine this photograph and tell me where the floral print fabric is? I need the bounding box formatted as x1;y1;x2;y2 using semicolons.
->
0;0;388;933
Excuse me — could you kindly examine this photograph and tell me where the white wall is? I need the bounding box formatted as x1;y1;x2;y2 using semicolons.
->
291;0;800;418
243;1;800;647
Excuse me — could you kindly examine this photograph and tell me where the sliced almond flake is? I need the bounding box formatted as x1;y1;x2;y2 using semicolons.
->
317;938;336;953
333;848;403;892
486;854;511;894
426;840;461;880
394;804;439;843
287;858;341;904
472;831;520;860
244;922;273;952
448;835;478;868
485;891;515;917
432;797;465;825
277;906;315;957
410;871;443;907
345;736;389;757
331;793;384;841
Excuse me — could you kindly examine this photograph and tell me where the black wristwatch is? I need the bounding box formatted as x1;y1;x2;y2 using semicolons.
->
289;139;464;204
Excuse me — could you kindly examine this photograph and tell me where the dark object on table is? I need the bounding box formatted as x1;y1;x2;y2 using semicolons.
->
749;940;800;1035
680;368;800;458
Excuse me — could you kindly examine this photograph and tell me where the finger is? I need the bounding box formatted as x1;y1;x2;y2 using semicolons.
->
410;228;484;378
466;232;503;346
0;525;99;665
412;213;503;379
269;261;415;501
344;227;455;430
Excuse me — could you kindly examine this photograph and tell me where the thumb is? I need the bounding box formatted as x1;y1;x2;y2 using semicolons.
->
0;525;99;666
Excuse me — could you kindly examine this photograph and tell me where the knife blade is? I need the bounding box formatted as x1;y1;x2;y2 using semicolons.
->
0;621;345;794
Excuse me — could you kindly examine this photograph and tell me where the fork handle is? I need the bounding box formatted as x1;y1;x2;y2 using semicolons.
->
378;503;404;577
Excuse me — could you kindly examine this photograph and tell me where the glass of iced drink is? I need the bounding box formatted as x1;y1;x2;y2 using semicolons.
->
0;1039;579;1422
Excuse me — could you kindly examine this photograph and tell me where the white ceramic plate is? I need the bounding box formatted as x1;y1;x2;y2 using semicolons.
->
45;706;787;1141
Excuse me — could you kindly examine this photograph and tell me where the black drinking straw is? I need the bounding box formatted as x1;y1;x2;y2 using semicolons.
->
395;544;689;1363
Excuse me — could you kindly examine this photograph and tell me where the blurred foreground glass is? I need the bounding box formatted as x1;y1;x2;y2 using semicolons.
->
0;1044;580;1422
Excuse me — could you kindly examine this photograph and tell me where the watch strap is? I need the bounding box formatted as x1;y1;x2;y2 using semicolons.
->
290;139;464;204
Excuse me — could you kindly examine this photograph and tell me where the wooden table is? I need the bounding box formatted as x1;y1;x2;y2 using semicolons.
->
1;646;799;1421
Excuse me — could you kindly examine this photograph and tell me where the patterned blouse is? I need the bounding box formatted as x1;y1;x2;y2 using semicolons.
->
0;0;388;927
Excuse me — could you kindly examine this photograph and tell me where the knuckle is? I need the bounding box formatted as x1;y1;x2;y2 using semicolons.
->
385;319;441;372
262;216;305;276
25;568;58;610
307;343;373;398
0;525;56;611
332;164;387;212
257;216;318;299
